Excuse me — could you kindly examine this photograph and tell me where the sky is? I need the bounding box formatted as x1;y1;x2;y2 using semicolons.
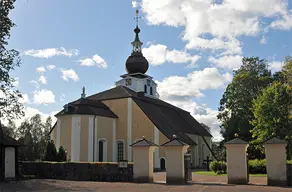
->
6;0;292;141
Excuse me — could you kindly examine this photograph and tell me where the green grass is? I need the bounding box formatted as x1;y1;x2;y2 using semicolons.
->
194;171;266;177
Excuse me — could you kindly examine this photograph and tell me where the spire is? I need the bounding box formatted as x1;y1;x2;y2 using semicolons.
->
131;10;143;53
81;86;86;98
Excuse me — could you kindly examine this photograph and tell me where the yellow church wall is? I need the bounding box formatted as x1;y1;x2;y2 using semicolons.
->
159;131;169;158
79;115;89;161
52;127;56;143
96;116;114;161
102;98;128;157
132;100;154;142
58;115;72;160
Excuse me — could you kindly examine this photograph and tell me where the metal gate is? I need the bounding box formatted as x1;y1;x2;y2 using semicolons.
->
184;154;192;182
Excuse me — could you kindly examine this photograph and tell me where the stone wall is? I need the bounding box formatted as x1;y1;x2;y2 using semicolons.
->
19;161;133;182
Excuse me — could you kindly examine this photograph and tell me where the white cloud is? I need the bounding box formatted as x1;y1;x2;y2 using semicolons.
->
141;0;290;55
268;61;283;72
36;66;46;73
19;94;30;104
270;10;292;30
80;54;108;68
2;107;57;128
23;47;79;58
60;69;79;81
33;89;55;105
39;75;47;84
29;80;40;89
132;0;138;8
47;65;56;70
60;93;65;102
157;67;232;98
143;44;201;66
208;55;243;70
260;35;267;44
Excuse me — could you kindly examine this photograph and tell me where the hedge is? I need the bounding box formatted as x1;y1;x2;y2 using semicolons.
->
210;159;292;174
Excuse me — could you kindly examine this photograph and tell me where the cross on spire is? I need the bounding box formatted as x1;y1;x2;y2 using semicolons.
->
134;10;141;27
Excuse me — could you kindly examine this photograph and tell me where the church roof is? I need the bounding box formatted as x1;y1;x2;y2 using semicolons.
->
55;98;118;118
88;86;212;145
130;137;158;147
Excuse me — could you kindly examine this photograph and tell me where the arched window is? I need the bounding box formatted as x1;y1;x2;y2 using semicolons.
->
144;85;147;93
98;139;107;162
150;87;153;95
117;140;124;161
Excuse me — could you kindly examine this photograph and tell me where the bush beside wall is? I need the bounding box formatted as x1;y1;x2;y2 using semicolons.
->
210;159;292;174
19;161;133;182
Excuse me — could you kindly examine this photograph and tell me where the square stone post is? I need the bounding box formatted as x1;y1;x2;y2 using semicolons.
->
264;137;287;186
225;138;249;184
161;135;189;184
130;136;158;183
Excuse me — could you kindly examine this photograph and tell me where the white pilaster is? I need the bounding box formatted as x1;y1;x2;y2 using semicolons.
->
154;126;160;168
56;119;61;151
112;119;117;162
71;116;81;162
127;98;132;161
88;116;94;162
94;117;98;161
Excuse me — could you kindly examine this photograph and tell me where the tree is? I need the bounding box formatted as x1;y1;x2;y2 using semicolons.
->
44;140;58;161
0;0;23;120
218;57;273;158
251;82;292;159
57;146;67;162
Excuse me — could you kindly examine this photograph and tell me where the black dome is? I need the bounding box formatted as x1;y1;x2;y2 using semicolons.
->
126;52;149;74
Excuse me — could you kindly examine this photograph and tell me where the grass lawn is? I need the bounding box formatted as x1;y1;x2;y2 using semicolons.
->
194;171;266;177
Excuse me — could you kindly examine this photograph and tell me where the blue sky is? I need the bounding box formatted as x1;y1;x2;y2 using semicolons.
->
7;0;292;140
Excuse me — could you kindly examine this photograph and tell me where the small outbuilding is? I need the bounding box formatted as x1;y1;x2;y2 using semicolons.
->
0;133;21;181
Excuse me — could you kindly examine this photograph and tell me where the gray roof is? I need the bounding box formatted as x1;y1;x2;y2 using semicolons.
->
264;137;287;144
130;137;158;147
225;138;248;145
161;137;188;147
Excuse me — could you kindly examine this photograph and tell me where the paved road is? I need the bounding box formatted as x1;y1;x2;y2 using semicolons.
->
0;173;290;192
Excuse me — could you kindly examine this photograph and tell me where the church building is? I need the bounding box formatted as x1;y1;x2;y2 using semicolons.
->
49;11;213;169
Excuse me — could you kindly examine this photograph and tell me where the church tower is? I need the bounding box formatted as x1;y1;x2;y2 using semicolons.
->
115;10;158;98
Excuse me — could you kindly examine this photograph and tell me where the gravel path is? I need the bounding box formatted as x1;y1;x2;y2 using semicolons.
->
0;173;290;192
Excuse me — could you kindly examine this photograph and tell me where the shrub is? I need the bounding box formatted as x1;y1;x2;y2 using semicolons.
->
57;146;67;162
248;159;266;174
210;161;227;174
287;160;292;165
44;140;58;161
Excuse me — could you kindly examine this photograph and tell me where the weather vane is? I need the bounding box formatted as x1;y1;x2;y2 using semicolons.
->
134;10;141;26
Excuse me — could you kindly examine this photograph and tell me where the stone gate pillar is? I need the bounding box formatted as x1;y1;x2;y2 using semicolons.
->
264;137;287;186
161;135;189;184
225;138;249;184
130;136;158;183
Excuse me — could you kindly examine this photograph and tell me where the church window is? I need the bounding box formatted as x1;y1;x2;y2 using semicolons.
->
150;87;153;95
147;79;151;86
117;141;124;161
144;85;147;93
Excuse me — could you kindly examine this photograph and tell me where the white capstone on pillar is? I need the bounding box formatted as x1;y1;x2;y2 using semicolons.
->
225;138;249;184
264;137;287;186
161;136;189;185
130;137;158;183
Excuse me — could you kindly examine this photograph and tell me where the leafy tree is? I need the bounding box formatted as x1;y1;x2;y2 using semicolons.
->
251;82;292;159
57;146;67;162
283;56;292;86
44;140;58;161
218;57;273;158
0;0;23;121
